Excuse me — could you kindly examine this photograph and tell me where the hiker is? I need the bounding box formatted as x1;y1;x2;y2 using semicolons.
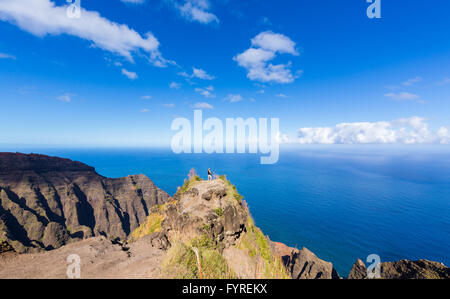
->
208;168;212;181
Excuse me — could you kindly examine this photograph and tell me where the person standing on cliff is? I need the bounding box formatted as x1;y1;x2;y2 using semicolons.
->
208;168;212;181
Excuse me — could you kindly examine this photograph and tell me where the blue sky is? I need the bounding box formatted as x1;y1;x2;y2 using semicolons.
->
0;0;450;147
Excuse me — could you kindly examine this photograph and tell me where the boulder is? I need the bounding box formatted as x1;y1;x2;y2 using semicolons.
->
272;242;340;279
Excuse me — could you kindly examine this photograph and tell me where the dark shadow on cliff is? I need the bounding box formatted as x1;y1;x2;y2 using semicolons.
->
33;187;65;224
71;183;96;229
0;203;34;248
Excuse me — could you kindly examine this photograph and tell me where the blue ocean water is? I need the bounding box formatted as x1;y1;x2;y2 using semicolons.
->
5;146;450;276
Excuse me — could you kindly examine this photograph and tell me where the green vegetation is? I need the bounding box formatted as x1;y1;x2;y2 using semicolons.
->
218;174;244;203
218;174;229;183
177;179;192;195
128;206;165;242
162;242;198;278
213;207;223;217
233;193;243;203
201;223;211;231
237;214;291;279
175;168;202;196
191;233;215;249
162;234;236;279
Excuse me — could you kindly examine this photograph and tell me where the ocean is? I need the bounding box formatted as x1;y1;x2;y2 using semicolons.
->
5;145;450;276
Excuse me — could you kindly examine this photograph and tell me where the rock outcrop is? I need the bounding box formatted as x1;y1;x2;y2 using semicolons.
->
129;176;291;279
168;180;247;248
348;259;450;279
0;153;171;253
271;241;340;279
347;258;367;279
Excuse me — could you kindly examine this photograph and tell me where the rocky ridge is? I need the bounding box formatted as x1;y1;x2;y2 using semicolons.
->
0;153;171;253
348;258;450;279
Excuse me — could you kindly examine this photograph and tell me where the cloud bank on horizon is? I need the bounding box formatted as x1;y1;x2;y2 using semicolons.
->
294;116;450;145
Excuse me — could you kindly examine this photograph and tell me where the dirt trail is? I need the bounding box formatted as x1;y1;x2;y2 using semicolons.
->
0;236;164;279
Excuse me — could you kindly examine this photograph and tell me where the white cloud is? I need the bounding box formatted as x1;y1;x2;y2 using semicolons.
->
234;31;300;84
276;93;288;98
121;68;138;80
164;103;175;108
192;67;215;80
141;95;151;100
385;92;420;101
296;116;450;144
178;67;215;80
0;0;170;66
225;94;243;103
402;76;422;86
252;31;298;55
235;48;275;68
175;0;219;24
57;93;74;103
437;77;450;86
195;86;215;98
141;108;150;113
170;81;181;89
437;127;450;144
0;52;16;59
193;102;213;109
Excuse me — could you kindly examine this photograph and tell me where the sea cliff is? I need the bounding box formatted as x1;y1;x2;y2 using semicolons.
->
0;153;448;279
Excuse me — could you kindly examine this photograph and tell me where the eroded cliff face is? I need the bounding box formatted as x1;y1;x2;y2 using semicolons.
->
271;242;340;279
348;258;450;279
0;153;171;253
